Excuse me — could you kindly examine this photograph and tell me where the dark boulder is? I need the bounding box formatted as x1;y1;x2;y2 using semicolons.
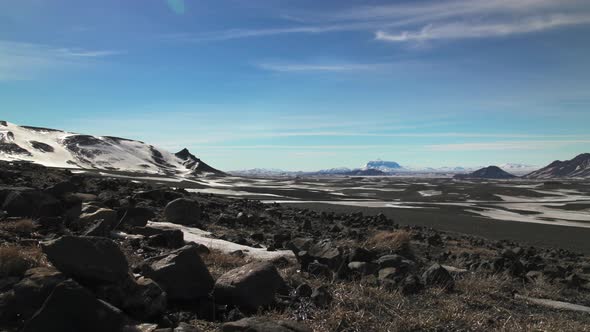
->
84;219;115;237
422;264;454;290
147;229;184;248
97;276;167;321
214;261;285;312
311;285;332;308
2;190;62;217
118;207;155;227
286;238;314;254
348;261;378;276
306;261;332;279
44;181;76;197
294;283;313;298
307;240;343;270
23;280;126;332
143;244;214;301
399;275;423;295
164;198;201;225
79;208;118;228
42;236;129;284
348;247;375;263
0;267;66;323
134;189;183;205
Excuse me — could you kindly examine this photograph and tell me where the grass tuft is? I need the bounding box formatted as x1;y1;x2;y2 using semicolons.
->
365;230;412;256
0;245;46;278
201;249;248;279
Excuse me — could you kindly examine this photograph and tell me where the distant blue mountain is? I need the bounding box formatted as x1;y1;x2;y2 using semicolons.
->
363;160;403;172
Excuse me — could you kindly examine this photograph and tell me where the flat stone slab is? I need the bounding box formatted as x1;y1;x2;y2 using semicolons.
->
515;294;590;314
148;221;295;261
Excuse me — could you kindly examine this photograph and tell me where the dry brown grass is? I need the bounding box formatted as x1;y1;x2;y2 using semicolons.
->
520;275;564;300
0;245;47;278
13;219;35;233
251;271;590;332
450;245;497;258
0;218;36;234
201;249;248;279
364;230;412;255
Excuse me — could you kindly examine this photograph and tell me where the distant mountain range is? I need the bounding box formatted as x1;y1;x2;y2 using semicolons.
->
230;160;540;177
231;155;590;179
525;153;590;179
454;154;590;180
0;121;223;177
1;121;587;180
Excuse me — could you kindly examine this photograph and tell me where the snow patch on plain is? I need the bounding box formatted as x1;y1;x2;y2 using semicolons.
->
148;221;295;261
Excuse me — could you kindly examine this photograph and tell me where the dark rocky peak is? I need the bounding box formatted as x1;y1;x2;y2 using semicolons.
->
455;166;516;179
175;148;224;176
175;148;199;161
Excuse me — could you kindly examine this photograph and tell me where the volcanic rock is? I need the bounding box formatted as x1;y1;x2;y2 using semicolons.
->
143;244;213;300
164;198;201;225
214;261;285;312
42;236;129;284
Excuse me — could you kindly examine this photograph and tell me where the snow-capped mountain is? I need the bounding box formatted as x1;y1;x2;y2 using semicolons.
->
525;153;590;179
0;121;223;177
315;167;353;175
498;163;539;175
363;160;402;172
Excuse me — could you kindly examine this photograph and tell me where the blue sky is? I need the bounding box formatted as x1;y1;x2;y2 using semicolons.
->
1;0;589;171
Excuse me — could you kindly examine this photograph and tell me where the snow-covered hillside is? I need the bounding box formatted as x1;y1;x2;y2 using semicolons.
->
498;163;539;175
525;154;590;179
0;121;222;177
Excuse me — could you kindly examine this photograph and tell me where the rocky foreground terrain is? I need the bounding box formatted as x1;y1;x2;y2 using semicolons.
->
1;161;590;331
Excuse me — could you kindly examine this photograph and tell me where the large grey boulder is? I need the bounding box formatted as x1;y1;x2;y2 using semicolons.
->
0;267;66;323
143;244;213;300
97;276;167;320
422;263;454;290
2;190;62;217
222;317;311;332
23;280;126;332
42;236;129;284
307;240;343;270
164;198;201;225
118;207;155;227
214;261;285;312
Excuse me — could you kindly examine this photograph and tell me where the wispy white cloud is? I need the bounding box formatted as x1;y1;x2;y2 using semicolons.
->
257;62;384;72
167;0;590;44
0;40;120;80
425;140;590;151
375;14;590;42
59;49;122;57
329;0;580;22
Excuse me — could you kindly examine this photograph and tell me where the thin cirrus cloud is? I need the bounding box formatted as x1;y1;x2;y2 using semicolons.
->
375;14;590;42
425;140;590;151
172;0;590;43
0;40;120;80
257;62;384;73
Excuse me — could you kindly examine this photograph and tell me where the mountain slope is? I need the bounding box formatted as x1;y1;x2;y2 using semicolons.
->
525;153;590;179
0;121;223;177
454;166;517;179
